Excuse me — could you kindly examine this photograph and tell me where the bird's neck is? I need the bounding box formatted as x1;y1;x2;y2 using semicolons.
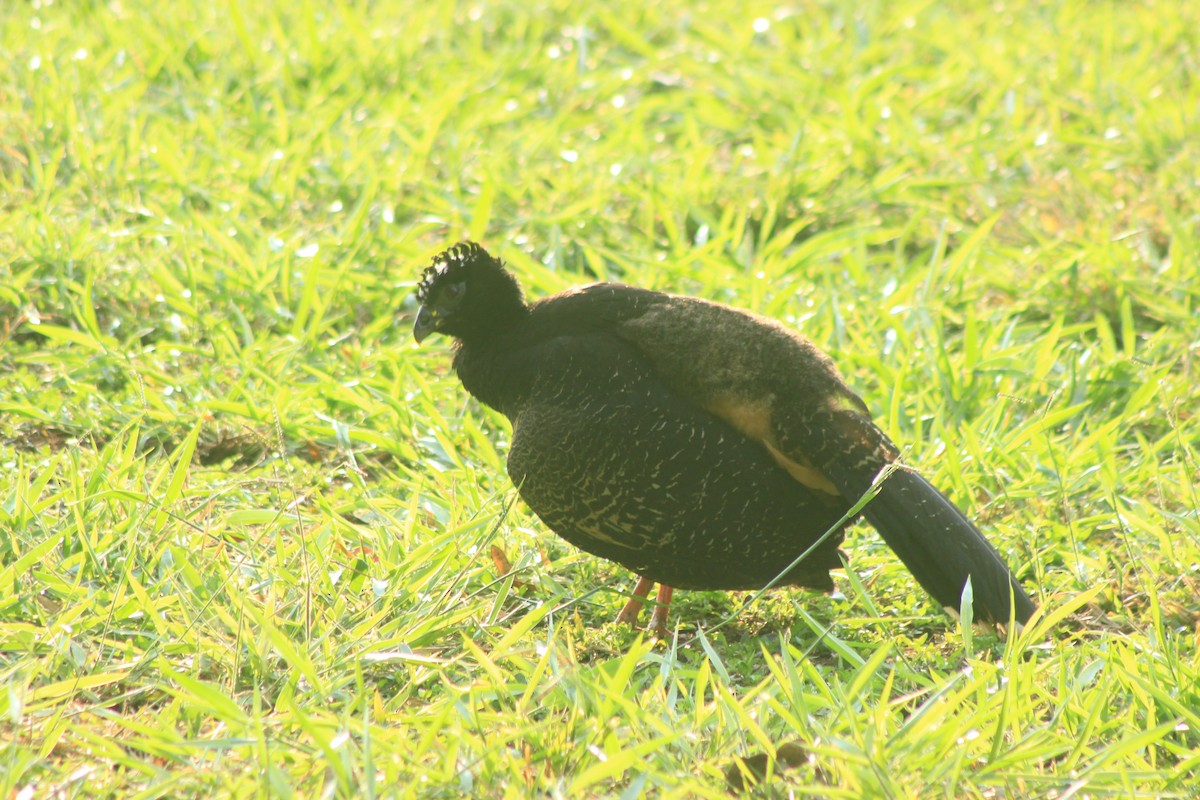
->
451;321;533;418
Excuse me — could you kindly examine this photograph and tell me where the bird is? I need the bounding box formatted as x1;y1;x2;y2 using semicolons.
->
412;241;1036;635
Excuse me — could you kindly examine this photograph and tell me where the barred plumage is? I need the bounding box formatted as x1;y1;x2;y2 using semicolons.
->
413;242;1035;634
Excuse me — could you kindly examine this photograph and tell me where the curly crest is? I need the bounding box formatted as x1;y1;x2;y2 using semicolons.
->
416;242;488;303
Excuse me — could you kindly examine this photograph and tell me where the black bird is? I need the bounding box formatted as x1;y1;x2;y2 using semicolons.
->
413;242;1035;635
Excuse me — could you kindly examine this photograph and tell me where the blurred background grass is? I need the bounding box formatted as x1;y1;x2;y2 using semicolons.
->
1;0;1198;796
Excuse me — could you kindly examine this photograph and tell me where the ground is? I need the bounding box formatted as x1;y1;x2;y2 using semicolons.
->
1;0;1198;796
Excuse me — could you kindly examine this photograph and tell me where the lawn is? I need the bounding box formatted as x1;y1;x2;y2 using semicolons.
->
2;0;1198;796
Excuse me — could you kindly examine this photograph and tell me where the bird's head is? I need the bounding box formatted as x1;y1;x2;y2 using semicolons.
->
413;242;527;344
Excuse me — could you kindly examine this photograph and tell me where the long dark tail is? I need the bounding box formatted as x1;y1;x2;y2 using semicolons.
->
861;467;1035;624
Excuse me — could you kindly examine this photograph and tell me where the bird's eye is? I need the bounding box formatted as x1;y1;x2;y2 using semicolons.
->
443;282;466;304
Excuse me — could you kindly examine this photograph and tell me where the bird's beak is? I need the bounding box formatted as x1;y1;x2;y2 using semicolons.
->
413;305;438;344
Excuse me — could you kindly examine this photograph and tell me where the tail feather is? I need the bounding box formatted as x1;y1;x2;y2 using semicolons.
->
861;467;1035;625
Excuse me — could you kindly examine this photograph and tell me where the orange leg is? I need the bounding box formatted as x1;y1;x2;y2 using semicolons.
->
615;577;674;637
647;585;674;638
616;576;655;626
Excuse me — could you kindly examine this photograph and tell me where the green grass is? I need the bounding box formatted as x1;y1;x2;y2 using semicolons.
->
2;0;1198;796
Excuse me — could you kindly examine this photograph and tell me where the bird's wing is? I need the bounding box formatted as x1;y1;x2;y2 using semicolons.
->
603;291;1035;624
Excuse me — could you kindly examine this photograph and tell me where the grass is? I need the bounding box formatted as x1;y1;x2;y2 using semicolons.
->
2;0;1198;796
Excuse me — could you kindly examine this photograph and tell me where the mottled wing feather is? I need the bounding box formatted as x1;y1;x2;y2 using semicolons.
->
601;290;1034;624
